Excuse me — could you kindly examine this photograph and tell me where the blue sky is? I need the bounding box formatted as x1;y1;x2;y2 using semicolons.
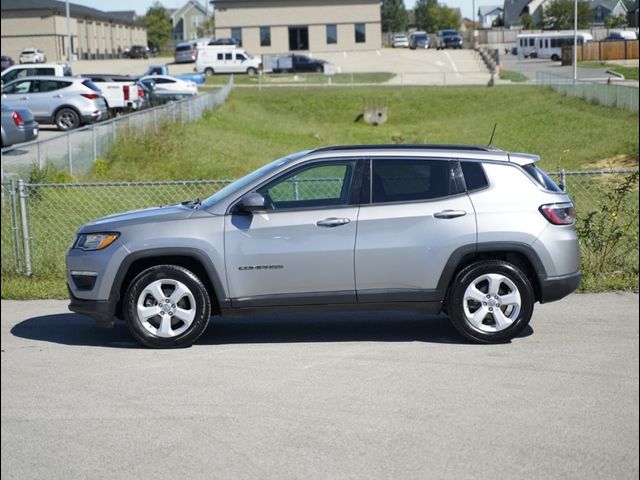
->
68;1;479;20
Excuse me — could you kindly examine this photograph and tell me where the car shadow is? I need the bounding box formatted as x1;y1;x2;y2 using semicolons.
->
10;311;533;348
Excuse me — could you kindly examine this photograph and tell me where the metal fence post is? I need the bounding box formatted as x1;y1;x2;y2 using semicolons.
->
67;131;73;177
37;141;43;170
561;169;567;191
92;124;97;162
9;179;23;272
17;179;32;276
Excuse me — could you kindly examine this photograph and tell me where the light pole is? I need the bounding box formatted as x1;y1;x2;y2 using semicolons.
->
66;0;72;65
573;0;578;83
472;0;476;49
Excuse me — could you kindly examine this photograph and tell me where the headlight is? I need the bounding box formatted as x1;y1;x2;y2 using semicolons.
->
75;233;119;251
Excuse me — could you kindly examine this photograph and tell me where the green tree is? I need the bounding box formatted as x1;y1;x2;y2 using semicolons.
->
519;12;537;29
143;2;171;50
492;14;505;27
543;0;593;30
415;0;460;32
381;0;408;33
197;15;216;38
604;13;627;29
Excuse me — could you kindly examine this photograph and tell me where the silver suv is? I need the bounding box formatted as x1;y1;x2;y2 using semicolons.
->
66;145;580;348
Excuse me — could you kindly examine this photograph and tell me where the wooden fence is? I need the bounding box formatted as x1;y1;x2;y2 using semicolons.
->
562;40;639;62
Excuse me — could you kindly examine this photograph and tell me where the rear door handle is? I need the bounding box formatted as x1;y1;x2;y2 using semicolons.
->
433;210;467;219
316;217;351;227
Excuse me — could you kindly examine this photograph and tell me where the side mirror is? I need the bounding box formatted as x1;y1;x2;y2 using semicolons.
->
235;192;266;213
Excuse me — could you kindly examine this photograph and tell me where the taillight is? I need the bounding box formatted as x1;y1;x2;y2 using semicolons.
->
138;87;144;97
81;93;100;100
539;203;575;225
123;85;130;100
12;111;24;127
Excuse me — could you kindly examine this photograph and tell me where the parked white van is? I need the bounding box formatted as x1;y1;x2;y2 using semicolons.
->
195;47;261;76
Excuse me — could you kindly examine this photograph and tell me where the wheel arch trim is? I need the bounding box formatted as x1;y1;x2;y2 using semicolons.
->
109;247;229;317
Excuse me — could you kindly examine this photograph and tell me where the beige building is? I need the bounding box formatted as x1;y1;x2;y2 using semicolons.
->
1;0;147;62
213;0;382;54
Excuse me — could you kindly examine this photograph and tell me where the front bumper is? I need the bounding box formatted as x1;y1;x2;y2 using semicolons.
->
68;285;116;327
539;271;581;303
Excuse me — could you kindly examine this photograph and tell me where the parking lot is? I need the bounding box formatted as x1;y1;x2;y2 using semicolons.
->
1;292;638;479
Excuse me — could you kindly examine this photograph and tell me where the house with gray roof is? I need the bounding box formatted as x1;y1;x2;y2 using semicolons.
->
478;5;504;27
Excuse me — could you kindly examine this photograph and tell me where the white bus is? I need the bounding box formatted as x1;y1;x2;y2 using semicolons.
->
517;32;594;61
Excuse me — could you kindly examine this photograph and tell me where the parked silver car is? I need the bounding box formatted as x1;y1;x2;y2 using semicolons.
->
66;144;581;348
1;76;107;131
1;102;39;147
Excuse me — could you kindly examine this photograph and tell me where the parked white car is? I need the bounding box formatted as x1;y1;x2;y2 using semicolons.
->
392;34;409;48
138;75;198;96
195;46;261;75
19;48;46;64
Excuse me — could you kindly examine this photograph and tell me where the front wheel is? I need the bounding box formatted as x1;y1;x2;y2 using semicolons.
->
247;67;258;75
204;67;215;76
447;260;534;344
124;265;211;348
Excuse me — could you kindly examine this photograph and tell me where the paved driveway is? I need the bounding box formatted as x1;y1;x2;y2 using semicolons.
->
1;293;638;480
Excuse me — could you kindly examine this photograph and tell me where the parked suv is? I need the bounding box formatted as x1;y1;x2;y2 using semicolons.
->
436;29;463;49
409;31;430;49
66;145;580;348
1;76;107;130
19;48;46;63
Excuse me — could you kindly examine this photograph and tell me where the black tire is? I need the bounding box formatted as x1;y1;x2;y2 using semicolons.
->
123;265;211;348
54;107;80;131
447;260;534;344
204;67;215;76
247;67;258;75
314;65;323;73
551;54;560;62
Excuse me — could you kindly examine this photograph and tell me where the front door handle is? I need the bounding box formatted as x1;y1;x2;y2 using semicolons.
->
53;94;63;98
19;96;29;100
316;217;351;228
433;210;467;219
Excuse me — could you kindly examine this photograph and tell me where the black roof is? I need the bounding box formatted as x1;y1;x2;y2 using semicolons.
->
1;0;144;26
312;144;503;153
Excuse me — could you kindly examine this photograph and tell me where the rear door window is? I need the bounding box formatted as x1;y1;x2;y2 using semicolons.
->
371;159;452;203
460;162;489;191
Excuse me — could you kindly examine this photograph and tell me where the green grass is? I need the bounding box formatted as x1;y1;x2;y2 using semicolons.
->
88;85;639;181
203;72;396;86
579;61;640;81
499;70;529;82
2;85;638;299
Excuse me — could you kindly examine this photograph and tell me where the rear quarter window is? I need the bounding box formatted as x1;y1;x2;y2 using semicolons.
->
82;80;101;92
522;163;562;191
461;162;488;191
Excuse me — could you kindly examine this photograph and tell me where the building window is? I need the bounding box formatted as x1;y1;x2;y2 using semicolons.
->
355;23;366;43
288;26;309;50
326;24;337;44
231;27;242;47
260;26;271;47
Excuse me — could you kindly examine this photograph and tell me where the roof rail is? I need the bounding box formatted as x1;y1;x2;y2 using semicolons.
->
311;144;504;153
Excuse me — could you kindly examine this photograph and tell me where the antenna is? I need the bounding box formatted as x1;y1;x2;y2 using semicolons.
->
487;123;497;146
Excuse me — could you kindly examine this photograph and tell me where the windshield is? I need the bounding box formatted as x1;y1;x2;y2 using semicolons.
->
201;151;308;209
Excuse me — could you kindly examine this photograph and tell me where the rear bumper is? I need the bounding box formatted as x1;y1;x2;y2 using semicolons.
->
539;271;581;303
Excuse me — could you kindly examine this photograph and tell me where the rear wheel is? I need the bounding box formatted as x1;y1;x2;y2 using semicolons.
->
551;54;560;61
55;108;80;131
124;265;211;348
447;260;534;344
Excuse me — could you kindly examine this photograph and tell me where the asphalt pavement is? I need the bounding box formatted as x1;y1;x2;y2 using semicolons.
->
1;292;638;480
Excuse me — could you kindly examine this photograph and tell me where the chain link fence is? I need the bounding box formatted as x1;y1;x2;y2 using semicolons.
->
536;71;639;111
0;78;234;181
1;169;637;281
